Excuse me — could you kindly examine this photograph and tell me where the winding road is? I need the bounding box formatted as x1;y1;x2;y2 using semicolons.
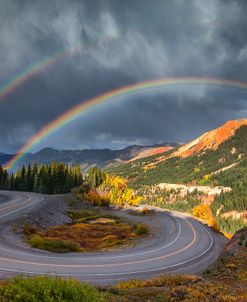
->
0;191;223;284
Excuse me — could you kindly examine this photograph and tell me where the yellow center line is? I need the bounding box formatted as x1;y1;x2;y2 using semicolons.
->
0;218;197;269
0;194;31;212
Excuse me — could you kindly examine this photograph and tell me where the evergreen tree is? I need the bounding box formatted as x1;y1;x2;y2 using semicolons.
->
0;161;83;194
25;164;33;191
18;165;26;191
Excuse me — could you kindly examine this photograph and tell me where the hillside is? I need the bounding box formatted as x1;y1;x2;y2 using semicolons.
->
109;120;247;235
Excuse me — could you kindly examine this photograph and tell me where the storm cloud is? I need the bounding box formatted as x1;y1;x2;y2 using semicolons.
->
0;0;247;153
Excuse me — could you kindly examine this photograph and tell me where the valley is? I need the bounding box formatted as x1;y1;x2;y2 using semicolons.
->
0;143;179;171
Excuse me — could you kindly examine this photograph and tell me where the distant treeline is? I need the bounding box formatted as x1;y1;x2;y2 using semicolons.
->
0;162;83;194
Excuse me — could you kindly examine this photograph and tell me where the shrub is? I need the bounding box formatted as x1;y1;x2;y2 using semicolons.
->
29;235;80;253
0;276;105;302
192;204;218;230
29;234;43;248
77;184;90;194
23;224;38;236
135;224;149;236
141;207;153;215
84;190;110;207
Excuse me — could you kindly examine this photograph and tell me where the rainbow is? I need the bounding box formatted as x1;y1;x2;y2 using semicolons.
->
4;77;247;170
0;41;93;102
0;51;64;102
0;34;121;102
0;36;117;103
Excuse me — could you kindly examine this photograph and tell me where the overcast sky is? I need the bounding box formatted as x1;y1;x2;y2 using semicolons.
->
0;0;247;153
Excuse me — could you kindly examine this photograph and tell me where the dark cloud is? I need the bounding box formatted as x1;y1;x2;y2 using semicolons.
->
0;0;247;153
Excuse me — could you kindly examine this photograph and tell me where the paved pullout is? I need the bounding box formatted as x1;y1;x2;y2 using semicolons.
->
0;191;225;284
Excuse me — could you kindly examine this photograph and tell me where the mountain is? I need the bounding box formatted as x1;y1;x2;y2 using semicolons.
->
0;153;13;165
0;142;178;170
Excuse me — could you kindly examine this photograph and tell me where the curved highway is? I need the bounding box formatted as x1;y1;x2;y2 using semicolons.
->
0;191;222;284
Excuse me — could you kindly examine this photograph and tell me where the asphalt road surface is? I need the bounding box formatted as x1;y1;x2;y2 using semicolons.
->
0;190;223;284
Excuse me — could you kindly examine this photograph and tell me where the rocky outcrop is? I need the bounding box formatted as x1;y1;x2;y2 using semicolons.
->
130;146;173;161
223;227;247;257
158;183;232;196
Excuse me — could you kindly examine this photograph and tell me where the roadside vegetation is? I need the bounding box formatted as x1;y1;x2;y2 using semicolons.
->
0;276;106;302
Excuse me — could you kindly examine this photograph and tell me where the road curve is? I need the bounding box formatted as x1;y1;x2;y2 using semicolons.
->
0;191;223;284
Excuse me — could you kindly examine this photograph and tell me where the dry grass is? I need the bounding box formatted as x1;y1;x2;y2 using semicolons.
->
26;219;145;252
107;275;243;302
0;281;6;288
39;222;137;251
115;274;200;289
25;207;149;253
109;276;238;302
203;249;247;298
88;218;116;224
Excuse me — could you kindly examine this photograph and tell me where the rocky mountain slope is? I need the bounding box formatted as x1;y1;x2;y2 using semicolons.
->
174;119;247;158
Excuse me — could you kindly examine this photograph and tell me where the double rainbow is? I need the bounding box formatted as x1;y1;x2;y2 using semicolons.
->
4;77;247;170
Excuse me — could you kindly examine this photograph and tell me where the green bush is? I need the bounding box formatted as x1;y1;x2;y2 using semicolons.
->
29;235;80;253
135;224;149;236
0;276;105;302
